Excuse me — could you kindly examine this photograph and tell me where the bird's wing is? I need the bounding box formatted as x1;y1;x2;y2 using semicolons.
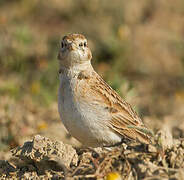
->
76;70;153;144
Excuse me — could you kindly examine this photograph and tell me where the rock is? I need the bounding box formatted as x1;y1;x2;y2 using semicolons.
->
0;134;183;179
156;124;173;150
11;135;78;168
148;144;157;153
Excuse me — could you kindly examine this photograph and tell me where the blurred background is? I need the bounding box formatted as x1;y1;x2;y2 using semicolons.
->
0;0;184;159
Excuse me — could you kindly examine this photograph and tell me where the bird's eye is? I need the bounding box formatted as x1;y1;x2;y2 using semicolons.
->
84;42;87;47
79;42;83;47
61;42;64;48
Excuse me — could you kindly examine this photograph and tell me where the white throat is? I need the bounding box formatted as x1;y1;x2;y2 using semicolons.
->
59;60;93;77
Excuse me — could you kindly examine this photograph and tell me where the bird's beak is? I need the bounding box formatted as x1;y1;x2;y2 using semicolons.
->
67;43;74;51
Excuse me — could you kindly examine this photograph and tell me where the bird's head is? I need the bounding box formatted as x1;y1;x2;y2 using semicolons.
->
58;34;92;68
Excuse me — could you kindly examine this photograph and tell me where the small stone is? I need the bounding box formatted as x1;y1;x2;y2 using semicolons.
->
148;144;157;153
156;125;173;150
12;135;78;168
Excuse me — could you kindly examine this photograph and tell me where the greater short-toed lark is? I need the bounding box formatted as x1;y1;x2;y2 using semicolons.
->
58;33;152;147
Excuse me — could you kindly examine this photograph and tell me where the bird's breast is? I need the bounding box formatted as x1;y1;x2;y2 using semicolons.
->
58;76;94;140
58;74;121;147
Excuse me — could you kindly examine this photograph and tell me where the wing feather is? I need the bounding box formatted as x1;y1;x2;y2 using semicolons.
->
77;70;153;144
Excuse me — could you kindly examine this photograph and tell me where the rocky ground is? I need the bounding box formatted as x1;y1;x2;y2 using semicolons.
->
0;132;184;179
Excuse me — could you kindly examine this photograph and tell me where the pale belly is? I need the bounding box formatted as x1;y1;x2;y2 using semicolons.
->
58;76;121;147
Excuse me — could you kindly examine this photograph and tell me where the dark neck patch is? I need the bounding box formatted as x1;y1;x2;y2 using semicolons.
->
77;71;90;80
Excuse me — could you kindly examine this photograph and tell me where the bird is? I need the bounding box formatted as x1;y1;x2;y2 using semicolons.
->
58;33;152;147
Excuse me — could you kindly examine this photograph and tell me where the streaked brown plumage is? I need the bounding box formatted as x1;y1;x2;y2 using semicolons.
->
58;33;153;147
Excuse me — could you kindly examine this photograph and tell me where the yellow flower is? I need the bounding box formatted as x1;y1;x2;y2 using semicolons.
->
106;172;122;180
